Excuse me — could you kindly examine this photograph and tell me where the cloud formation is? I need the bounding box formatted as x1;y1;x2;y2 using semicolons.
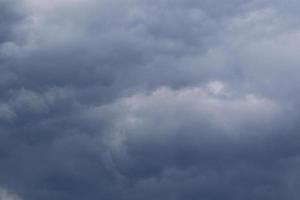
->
1;0;300;199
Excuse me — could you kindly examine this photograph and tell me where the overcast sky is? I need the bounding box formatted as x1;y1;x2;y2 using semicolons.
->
1;0;300;199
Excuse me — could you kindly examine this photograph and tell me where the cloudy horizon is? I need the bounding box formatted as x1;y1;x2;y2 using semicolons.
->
1;0;300;199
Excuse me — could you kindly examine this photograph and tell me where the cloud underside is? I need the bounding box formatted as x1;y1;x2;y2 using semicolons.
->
1;0;300;200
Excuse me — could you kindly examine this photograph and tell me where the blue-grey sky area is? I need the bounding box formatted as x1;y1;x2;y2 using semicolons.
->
1;0;300;199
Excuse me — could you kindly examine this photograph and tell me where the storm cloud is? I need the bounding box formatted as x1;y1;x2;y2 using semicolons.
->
1;0;300;199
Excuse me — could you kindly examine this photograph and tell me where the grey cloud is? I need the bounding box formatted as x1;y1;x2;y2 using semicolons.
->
1;0;300;200
0;0;20;44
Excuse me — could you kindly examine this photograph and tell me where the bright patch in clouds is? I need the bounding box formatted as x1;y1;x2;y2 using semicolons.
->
0;188;21;200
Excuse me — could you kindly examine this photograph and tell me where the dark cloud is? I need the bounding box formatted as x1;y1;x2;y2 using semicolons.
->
1;0;300;200
0;0;22;44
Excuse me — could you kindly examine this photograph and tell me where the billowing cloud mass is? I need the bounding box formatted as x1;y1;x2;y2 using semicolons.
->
1;0;300;199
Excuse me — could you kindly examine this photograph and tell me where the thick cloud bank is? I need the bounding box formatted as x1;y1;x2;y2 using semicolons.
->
1;0;300;199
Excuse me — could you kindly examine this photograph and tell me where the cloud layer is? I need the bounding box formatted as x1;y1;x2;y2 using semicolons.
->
1;0;300;199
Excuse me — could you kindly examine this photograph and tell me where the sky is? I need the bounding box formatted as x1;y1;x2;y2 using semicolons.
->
1;0;300;199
